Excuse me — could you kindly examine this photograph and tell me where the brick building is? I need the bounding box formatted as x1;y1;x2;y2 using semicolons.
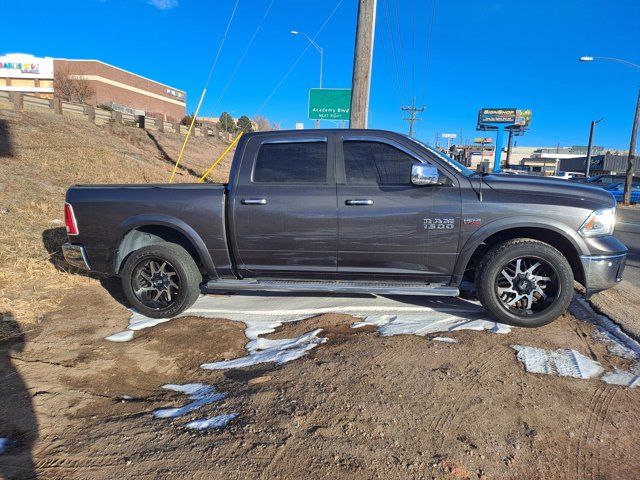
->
1;53;186;122
55;58;186;122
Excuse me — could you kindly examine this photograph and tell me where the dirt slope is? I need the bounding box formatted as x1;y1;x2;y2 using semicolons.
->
0;109;234;323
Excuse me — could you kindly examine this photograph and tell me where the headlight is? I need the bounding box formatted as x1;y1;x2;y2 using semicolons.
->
579;207;616;237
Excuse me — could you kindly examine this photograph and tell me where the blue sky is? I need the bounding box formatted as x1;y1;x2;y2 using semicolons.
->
2;0;639;149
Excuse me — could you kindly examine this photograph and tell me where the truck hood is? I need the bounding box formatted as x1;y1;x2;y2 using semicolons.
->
482;174;615;207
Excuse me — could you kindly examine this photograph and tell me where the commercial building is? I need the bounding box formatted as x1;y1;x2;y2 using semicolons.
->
0;53;186;122
56;58;186;122
559;154;639;175
0;53;54;97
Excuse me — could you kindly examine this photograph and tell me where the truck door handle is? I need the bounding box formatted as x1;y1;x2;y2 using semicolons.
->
345;199;374;206
241;198;267;205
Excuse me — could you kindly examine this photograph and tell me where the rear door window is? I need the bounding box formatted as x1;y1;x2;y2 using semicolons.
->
253;141;327;183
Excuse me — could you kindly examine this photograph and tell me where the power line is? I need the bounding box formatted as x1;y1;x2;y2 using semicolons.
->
212;0;276;113
391;0;407;96
411;0;415;96
381;0;402;103
421;0;436;106
203;0;241;97
255;0;344;116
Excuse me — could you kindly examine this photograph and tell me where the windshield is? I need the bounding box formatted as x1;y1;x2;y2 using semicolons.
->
405;136;474;177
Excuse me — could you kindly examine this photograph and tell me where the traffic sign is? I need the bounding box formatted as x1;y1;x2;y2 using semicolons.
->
308;88;351;120
441;133;457;139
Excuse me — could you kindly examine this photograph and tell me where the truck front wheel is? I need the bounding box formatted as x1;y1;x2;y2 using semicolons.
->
121;242;202;319
476;239;574;327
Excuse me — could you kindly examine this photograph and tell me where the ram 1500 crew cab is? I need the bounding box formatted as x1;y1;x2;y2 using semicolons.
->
63;129;627;327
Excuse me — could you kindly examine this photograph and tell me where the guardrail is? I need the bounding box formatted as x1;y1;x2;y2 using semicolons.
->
0;91;236;141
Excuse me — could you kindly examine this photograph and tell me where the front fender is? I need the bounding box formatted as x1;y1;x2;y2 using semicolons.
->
452;216;589;280
116;214;218;278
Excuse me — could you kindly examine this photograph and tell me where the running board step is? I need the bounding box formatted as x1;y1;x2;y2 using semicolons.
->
204;279;459;297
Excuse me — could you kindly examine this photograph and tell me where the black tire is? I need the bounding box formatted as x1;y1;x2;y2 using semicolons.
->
476;238;574;328
121;242;202;319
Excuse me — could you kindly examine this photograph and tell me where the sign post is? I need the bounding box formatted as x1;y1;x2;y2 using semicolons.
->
441;133;457;150
477;108;518;173
309;88;351;122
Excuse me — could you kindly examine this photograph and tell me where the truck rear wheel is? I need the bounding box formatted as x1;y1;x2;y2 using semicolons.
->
476;239;574;327
121;242;202;319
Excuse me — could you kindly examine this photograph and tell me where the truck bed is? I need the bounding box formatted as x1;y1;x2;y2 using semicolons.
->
66;183;230;277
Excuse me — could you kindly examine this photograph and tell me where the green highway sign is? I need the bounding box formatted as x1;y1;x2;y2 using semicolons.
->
308;88;351;120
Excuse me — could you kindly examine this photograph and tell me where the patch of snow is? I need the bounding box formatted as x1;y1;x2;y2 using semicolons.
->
107;293;491;343
153;383;226;419
511;345;604;379
184;413;238;430
105;330;135;342
570;296;640;358
352;313;510;336
202;329;327;370
601;369;640;388
432;336;458;343
0;438;13;455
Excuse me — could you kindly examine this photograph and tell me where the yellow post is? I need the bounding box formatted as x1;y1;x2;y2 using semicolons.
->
168;88;207;183
198;131;244;183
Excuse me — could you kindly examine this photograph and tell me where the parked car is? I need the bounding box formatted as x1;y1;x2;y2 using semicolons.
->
603;182;640;203
553;171;586;180
63;129;627;328
581;173;640;187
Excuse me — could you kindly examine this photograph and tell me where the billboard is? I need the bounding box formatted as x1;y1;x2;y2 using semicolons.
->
473;137;493;143
308;88;351;120
514;109;532;127
0;53;54;79
478;108;517;124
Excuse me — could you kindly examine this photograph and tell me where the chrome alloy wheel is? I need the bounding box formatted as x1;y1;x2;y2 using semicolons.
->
495;256;559;316
131;258;180;310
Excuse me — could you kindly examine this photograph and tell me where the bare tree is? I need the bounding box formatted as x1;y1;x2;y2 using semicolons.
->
53;69;75;102
252;115;271;132
53;68;95;104
73;77;95;104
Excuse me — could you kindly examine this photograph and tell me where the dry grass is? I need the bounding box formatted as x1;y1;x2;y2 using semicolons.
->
0;109;235;323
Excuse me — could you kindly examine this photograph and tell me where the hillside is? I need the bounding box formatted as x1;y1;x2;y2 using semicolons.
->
0;109;236;322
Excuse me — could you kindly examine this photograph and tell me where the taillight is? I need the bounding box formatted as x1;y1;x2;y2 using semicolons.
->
64;202;79;235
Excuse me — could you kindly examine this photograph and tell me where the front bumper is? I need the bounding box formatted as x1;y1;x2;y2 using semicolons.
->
580;253;626;297
62;243;91;271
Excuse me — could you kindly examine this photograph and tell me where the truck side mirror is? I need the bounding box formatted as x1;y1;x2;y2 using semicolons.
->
411;163;441;186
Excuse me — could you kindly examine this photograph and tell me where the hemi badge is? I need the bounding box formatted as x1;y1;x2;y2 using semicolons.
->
463;218;482;225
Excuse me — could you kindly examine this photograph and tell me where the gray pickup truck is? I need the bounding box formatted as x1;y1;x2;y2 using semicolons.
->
63;129;627;327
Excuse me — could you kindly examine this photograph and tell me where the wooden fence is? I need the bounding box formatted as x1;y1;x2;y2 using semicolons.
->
0;91;235;141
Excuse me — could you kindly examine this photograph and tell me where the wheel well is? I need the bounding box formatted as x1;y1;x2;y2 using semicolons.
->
464;227;584;285
116;225;202;273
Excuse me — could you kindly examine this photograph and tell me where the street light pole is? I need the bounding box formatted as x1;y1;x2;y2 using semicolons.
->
291;30;323;128
585;118;603;178
579;55;640;204
625;88;640;205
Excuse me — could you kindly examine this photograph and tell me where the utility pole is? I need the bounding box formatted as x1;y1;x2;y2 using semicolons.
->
349;0;377;128
585;118;603;178
624;87;640;206
401;97;425;137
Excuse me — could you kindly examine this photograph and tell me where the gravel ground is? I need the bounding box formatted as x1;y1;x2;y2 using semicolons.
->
1;283;639;480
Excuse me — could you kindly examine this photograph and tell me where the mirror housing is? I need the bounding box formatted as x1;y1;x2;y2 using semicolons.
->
411;163;441;186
